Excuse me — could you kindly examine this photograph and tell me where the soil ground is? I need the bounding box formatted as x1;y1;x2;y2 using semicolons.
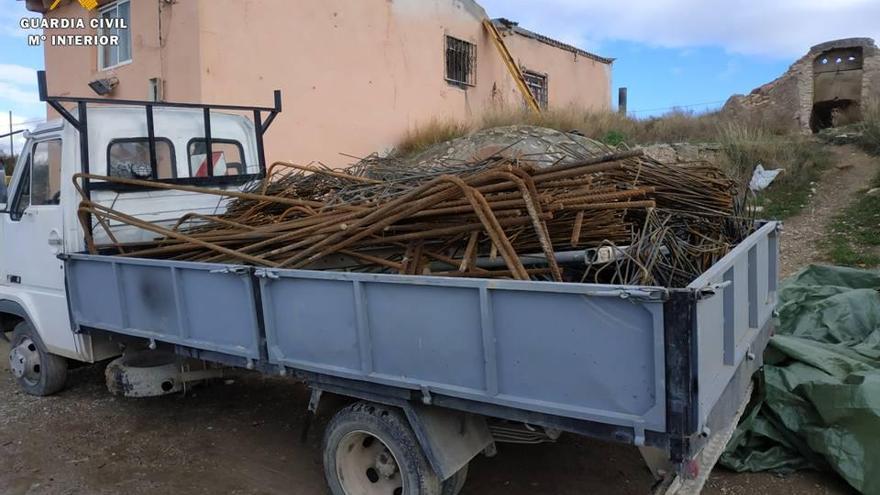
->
779;144;879;277
0;144;872;495
0;360;858;495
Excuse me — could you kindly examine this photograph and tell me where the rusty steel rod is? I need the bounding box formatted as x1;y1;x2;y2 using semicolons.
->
78;146;750;287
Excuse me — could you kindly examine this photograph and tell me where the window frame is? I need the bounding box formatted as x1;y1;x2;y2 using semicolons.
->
97;0;132;71
522;69;549;110
105;136;178;180
29;139;63;207
10;138;65;220
445;35;477;87
185;138;248;178
9;153;31;222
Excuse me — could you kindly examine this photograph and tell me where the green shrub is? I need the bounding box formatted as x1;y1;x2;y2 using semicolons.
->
824;170;880;267
856;101;880;156
602;130;628;147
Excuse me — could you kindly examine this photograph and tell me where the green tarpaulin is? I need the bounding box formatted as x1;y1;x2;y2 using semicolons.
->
720;265;880;495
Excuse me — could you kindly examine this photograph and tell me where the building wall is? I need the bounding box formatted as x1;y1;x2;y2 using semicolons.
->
39;0;612;167
43;0;203;105
862;43;880;105
195;0;497;165
501;31;612;113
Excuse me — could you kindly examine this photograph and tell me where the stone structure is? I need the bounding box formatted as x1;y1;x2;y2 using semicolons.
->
641;143;723;166
723;38;880;133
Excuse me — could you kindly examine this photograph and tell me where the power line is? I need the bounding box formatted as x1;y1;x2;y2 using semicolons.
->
9;118;45;127
3;118;46;140
0;129;26;140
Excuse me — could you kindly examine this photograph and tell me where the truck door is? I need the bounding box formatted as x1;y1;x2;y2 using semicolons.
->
2;137;76;356
5;138;65;290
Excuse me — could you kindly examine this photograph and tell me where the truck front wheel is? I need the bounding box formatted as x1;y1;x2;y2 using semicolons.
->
8;322;67;396
323;402;442;495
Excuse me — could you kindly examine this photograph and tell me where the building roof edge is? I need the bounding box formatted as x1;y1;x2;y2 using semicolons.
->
492;18;615;65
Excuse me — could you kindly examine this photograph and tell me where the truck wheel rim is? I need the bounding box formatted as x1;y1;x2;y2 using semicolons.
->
9;337;42;386
336;430;404;495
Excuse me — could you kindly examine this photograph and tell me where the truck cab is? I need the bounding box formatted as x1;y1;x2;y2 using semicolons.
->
2;72;280;395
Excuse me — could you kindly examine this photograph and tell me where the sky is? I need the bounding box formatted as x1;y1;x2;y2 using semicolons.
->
1;3;46;155
480;0;880;115
1;0;880;154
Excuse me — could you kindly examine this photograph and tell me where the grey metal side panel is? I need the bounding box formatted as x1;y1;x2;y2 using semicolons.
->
65;255;262;360
688;222;780;428
260;270;668;433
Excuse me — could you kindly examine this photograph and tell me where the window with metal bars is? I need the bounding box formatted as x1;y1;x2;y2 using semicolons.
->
523;70;549;109
446;36;477;87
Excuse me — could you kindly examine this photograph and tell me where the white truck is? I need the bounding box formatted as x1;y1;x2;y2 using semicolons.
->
2;71;777;495
2;71;276;396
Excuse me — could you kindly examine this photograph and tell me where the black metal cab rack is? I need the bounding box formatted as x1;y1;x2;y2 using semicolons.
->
36;70;282;200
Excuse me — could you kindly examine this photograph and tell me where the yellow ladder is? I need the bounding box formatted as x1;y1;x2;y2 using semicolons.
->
483;19;542;114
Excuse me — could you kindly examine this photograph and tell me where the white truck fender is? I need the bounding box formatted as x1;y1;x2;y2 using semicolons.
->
0;293;86;361
0;299;31;326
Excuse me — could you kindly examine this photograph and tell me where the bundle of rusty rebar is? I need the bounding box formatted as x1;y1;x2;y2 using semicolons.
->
75;148;752;287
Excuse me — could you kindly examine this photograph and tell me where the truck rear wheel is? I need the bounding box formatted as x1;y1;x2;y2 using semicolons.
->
323;402;441;495
8;322;67;396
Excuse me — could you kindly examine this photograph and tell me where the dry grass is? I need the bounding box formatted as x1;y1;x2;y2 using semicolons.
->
393;106;796;158
1;154;15;176
715;122;830;218
394;119;471;157
479;107;730;145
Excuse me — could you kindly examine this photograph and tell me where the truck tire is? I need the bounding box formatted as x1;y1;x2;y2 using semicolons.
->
323;401;442;495
8;322;67;396
440;464;469;495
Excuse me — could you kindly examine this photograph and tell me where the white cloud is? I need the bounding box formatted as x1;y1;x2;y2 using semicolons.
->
0;3;44;114
480;0;880;59
0;62;44;154
0;63;42;117
0;64;39;87
0;113;42;157
718;61;740;80
0;4;35;38
0;81;38;106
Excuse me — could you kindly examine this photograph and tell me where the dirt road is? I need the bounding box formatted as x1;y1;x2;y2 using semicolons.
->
0;353;856;495
0;144;870;495
0;356;660;495
779;144;879;277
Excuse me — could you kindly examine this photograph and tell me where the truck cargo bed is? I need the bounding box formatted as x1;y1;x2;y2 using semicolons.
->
63;221;780;459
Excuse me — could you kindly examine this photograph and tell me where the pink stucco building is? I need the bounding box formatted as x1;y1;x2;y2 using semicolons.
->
26;0;613;167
